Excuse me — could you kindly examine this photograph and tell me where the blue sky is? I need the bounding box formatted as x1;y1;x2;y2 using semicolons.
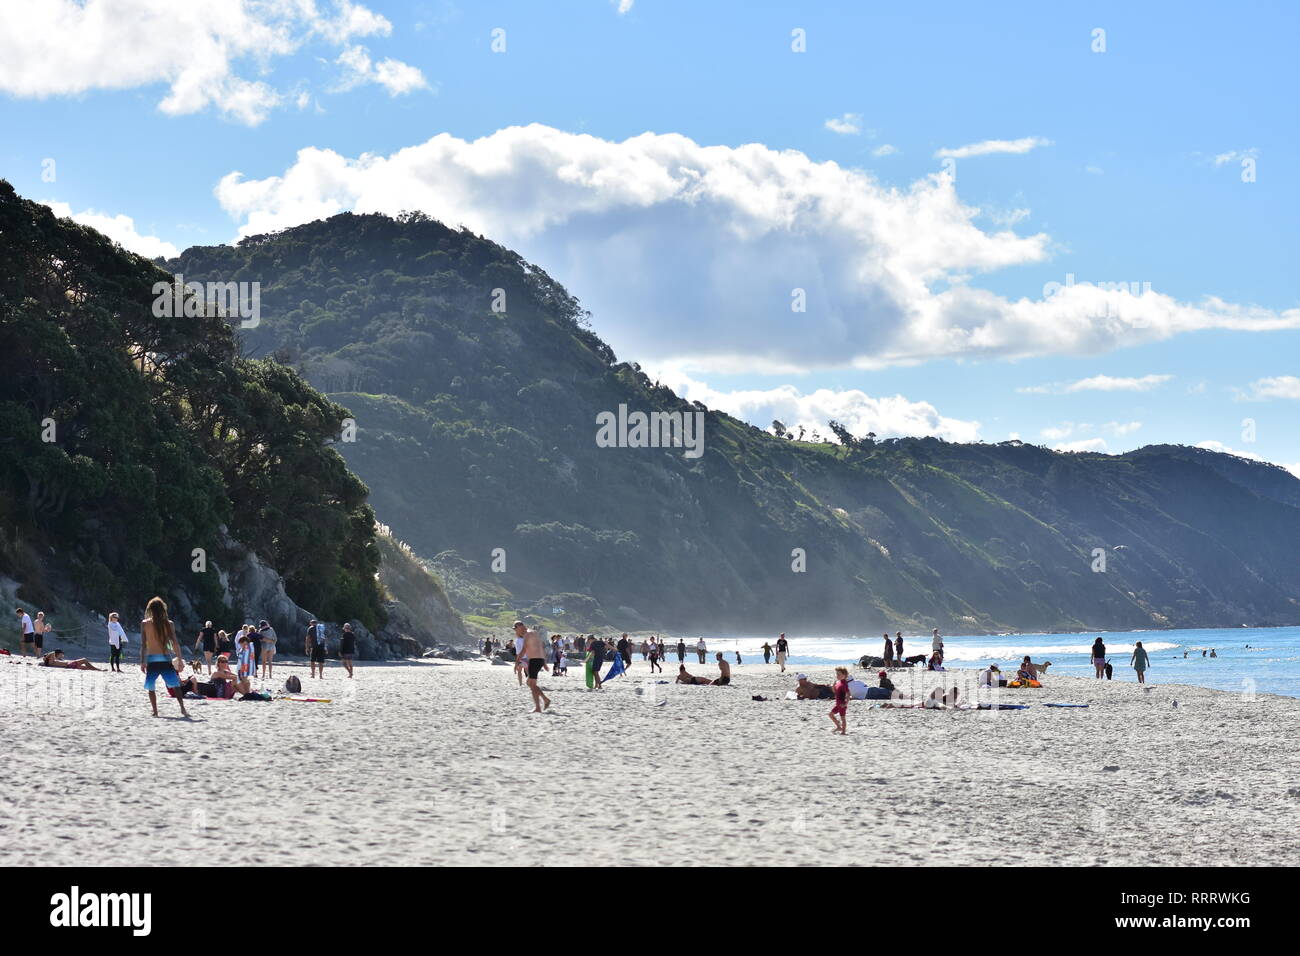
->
2;0;1297;470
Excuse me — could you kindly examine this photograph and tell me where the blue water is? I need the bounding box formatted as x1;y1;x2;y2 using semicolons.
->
696;626;1300;699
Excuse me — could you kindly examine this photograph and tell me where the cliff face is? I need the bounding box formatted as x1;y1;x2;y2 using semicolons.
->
153;211;1300;635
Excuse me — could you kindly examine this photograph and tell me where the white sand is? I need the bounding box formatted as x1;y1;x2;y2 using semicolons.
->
1;655;1296;866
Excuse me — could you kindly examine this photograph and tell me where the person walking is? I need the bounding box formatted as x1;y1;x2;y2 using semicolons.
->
194;620;217;674
339;622;357;678
306;619;327;678
139;596;189;718
514;621;551;713
829;666;849;735
775;633;789;673
1091;637;1107;679
617;633;632;668
648;637;662;673
676;639;686;663
695;637;707;665
106;611;128;673
762;641;772;664
1130;641;1150;684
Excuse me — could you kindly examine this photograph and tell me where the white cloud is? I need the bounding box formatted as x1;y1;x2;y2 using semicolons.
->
1085;165;1104;175
1212;147;1258;167
41;200;179;258
1019;374;1173;395
986;206;1030;227
1239;375;1300;401
824;113;863;135
336;45;428;95
212;124;1300;373
651;368;982;443
611;0;635;13
0;0;405;125
935;136;1051;159
872;144;898;157
1042;421;1141;443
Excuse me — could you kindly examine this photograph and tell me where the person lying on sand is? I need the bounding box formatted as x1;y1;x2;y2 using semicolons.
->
923;686;960;708
794;674;834;700
676;664;713;685
41;650;101;670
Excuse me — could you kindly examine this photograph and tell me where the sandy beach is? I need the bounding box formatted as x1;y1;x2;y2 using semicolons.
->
2;654;1296;867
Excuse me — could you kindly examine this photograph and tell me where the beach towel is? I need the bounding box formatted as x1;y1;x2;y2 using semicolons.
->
1043;703;1089;708
602;653;626;682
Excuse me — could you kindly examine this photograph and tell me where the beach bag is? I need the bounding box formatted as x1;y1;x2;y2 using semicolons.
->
285;675;302;693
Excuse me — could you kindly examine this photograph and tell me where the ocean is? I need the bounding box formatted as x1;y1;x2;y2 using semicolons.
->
690;625;1300;699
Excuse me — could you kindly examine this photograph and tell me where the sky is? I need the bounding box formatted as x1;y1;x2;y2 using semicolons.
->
2;0;1297;472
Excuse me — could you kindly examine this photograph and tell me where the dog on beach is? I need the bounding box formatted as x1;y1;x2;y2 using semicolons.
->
1022;660;1052;677
903;654;929;666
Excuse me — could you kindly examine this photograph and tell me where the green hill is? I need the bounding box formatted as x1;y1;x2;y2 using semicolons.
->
149;209;1300;634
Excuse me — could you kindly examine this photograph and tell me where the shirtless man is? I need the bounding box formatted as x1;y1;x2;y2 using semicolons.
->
794;673;833;700
514;621;551;713
714;652;731;686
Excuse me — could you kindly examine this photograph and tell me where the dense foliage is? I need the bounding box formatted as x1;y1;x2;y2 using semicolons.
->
164;211;1300;634
0;181;383;628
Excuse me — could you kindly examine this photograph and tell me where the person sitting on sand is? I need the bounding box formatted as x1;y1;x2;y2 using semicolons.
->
878;670;895;692
714;652;732;685
1016;656;1037;682
794;673;833;700
210;654;251;697
676;664;713;685
41;650;101;670
979;664;1001;687
926;651;945;672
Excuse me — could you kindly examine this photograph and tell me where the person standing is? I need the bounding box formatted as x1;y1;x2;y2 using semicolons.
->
513;627;528;687
1091;637;1107;679
139;596;189;718
16;607;35;657
339;622;357;678
306;619;327;678
894;632;904;662
882;633;894;666
106;611;128;672
194;620;217;673
514;621;551;713
33;611;50;654
617;633;632;668
258;620;277;679
775;633;789;673
829;666;849;735
695;637;707;665
931;628;943;663
589;635;606;690
762;641;772;664
676;638;686;663
648;637;662;673
1130;641;1150;684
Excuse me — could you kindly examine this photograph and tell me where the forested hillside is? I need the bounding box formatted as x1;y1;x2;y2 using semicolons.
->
149;209;1300;634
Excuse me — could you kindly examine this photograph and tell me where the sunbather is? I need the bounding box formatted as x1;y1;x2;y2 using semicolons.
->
41;650;101;670
676;664;713;685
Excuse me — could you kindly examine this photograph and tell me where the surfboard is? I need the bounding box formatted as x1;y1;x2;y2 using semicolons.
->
584;652;594;689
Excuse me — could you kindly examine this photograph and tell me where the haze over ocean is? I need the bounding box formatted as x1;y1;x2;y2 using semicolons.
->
698;626;1300;698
